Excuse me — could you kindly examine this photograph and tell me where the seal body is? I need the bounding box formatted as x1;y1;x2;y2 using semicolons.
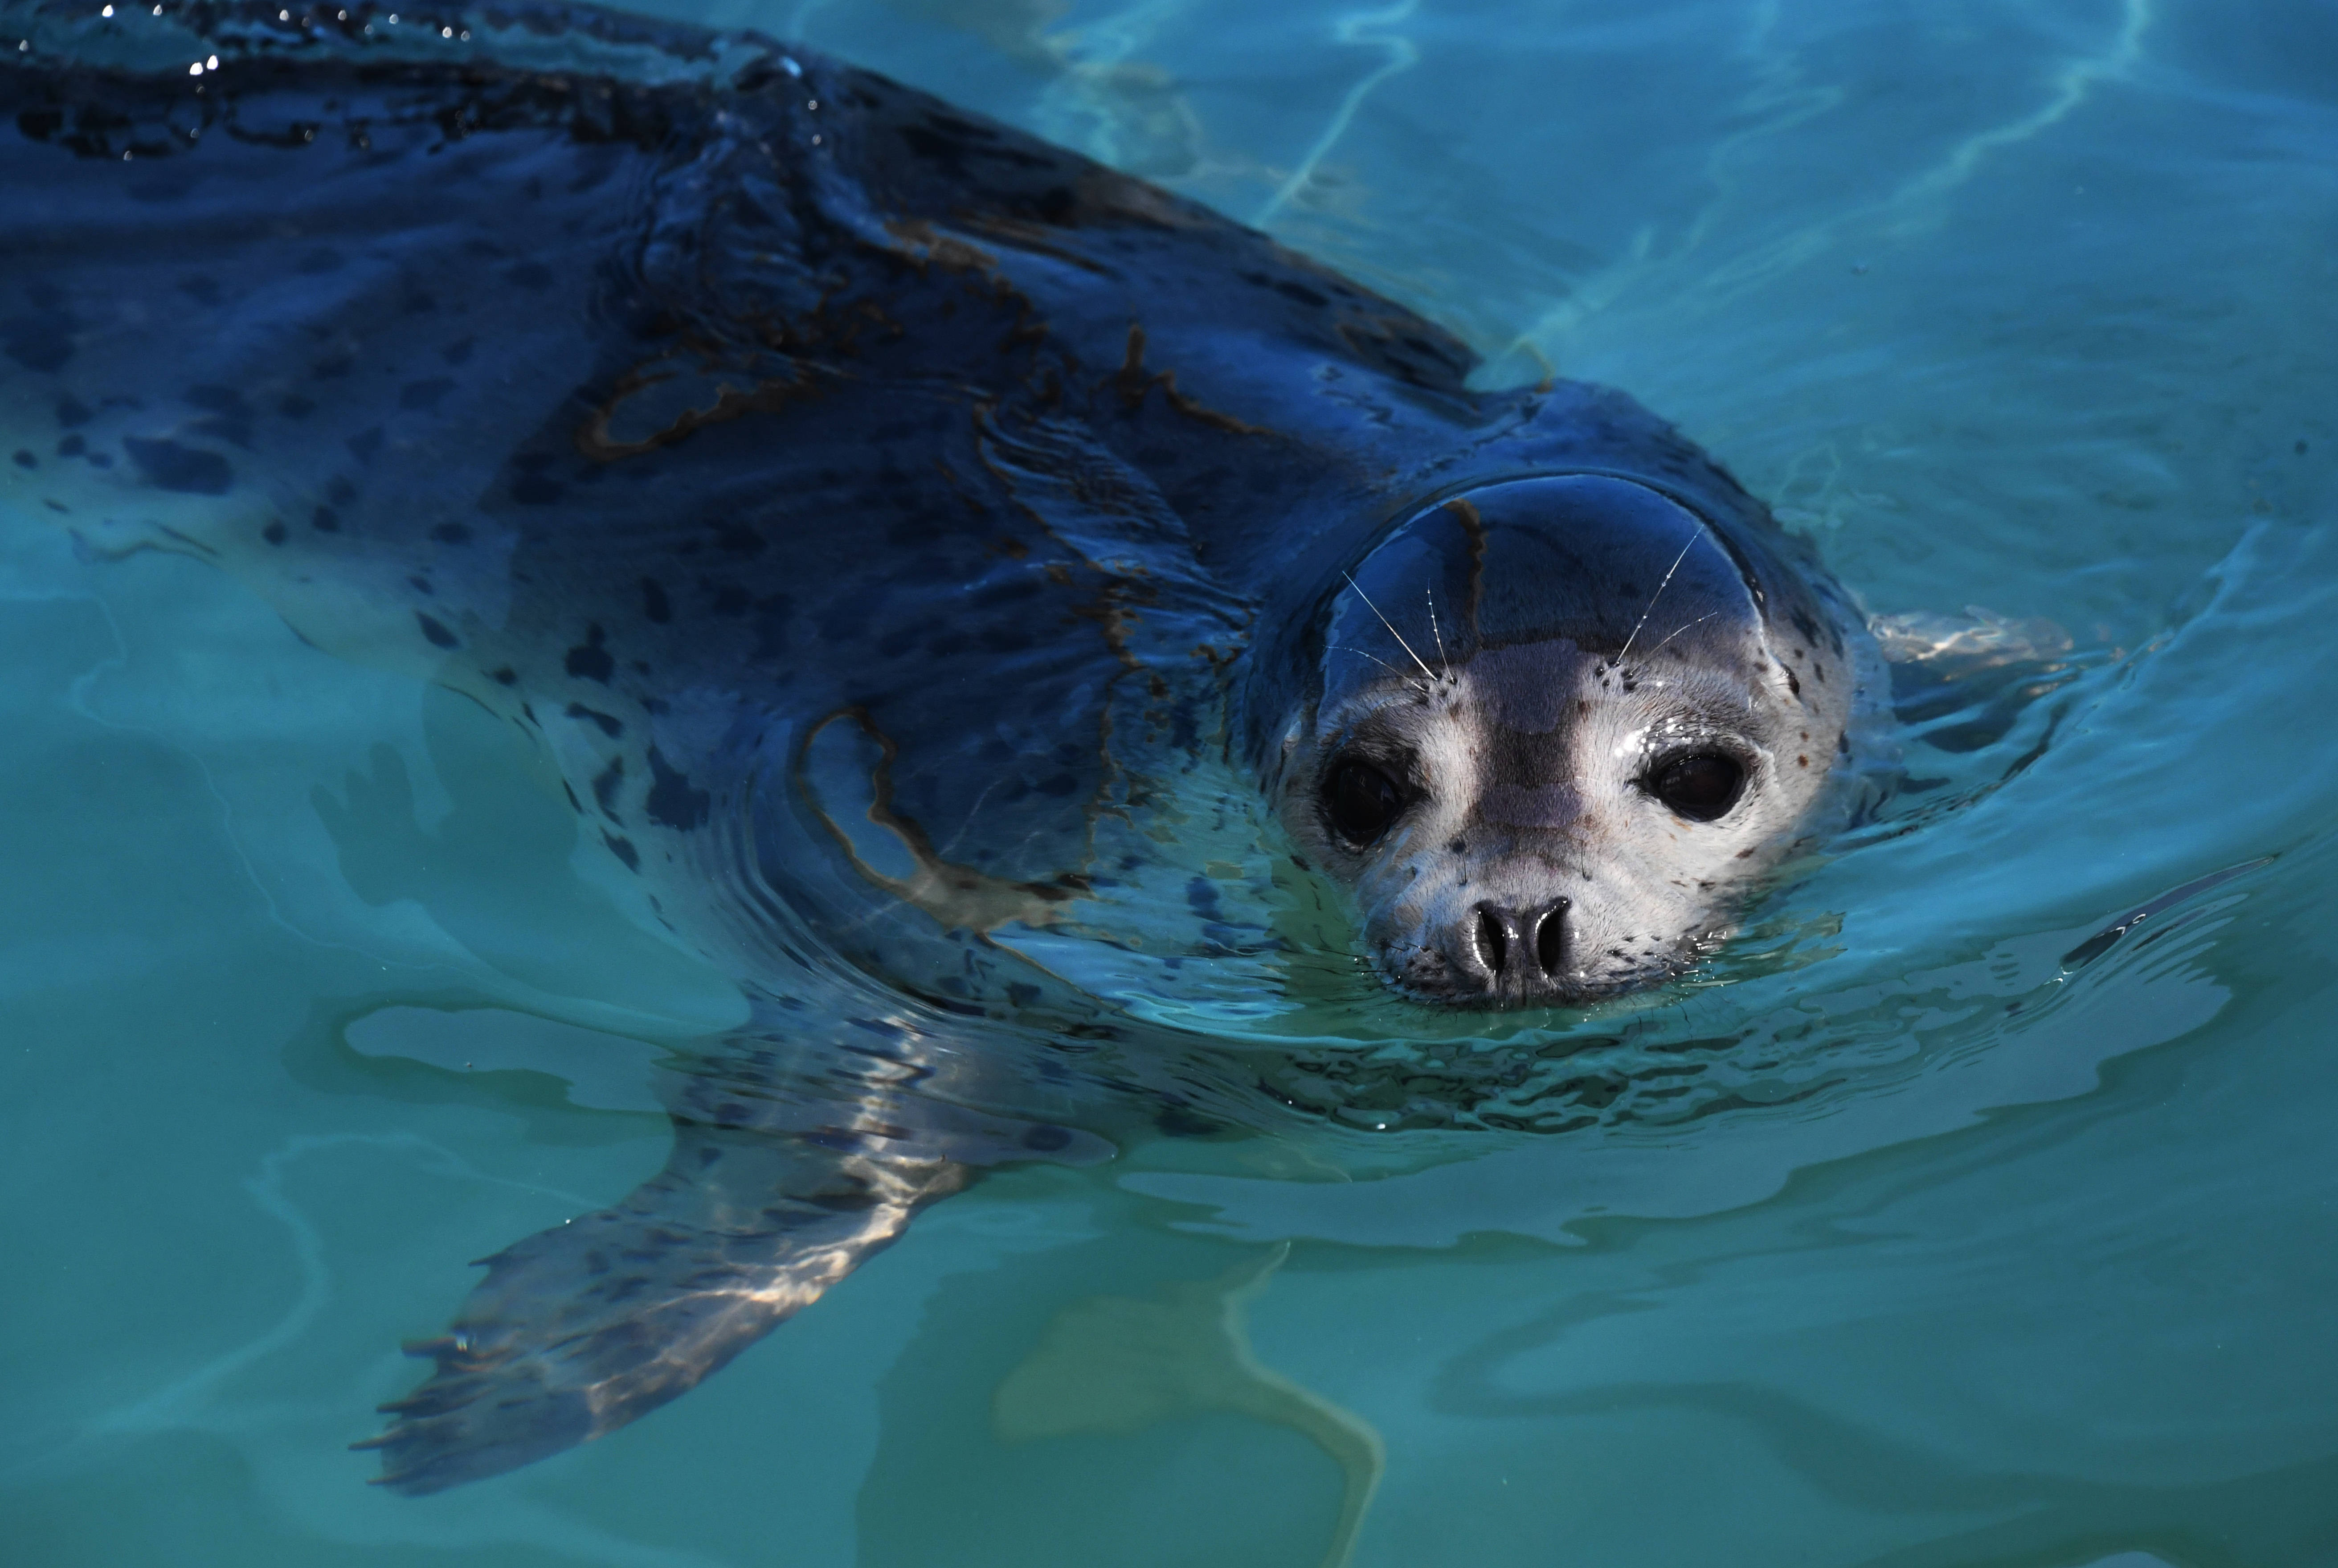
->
1;0;1873;1490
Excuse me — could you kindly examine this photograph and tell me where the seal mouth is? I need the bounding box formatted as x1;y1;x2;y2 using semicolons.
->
1372;931;1696;1011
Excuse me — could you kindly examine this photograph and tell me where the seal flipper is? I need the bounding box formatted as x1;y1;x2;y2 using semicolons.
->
361;1121;967;1494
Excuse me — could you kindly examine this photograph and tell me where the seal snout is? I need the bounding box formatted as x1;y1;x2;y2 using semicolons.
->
1459;897;1572;1001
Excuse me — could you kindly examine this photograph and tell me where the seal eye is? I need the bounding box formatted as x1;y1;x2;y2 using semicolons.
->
1324;760;1405;845
1649;752;1745;821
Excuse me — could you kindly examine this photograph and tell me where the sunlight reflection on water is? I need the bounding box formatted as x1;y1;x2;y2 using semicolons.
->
3;0;2336;1562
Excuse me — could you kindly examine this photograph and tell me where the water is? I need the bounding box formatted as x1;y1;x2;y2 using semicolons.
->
4;0;2336;1563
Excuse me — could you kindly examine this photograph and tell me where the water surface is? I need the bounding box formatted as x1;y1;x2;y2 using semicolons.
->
4;0;2336;1563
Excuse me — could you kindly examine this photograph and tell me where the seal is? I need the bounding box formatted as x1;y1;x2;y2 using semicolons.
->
0;0;1877;1490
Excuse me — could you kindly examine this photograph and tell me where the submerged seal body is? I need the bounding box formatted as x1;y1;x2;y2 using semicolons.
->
1;0;1872;1490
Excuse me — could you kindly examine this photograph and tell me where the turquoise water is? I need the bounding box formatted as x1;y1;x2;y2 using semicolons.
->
4;0;2337;1564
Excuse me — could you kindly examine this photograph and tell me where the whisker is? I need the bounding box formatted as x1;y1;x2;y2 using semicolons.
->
1335;645;1422;685
1343;572;1437;683
1426;587;1450;679
1639;612;1721;662
1615;527;1703;668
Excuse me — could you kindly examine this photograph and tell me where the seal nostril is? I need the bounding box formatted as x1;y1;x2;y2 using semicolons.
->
1474;908;1508;975
1534;898;1569;976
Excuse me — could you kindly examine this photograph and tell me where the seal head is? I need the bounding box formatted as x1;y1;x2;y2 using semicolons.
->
1276;475;1855;1007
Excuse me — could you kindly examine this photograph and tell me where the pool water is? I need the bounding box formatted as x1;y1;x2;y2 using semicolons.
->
4;0;2337;1564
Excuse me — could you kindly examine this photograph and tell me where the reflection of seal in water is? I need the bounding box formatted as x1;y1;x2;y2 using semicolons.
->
1;0;1872;1490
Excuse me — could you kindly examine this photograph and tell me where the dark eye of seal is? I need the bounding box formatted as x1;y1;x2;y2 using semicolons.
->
1649;753;1746;821
1325;760;1405;844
